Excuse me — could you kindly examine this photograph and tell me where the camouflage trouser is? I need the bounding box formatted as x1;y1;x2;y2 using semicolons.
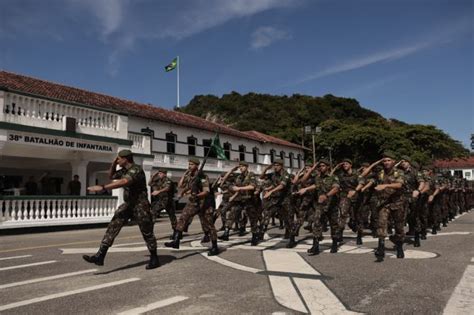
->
367;196;379;231
176;201;217;241
419;194;430;234
151;197;177;229
101;200;157;251
312;200;339;240
226;200;259;233
215;200;231;227
430;196;442;227
406;198;420;233
290;197;313;236
262;197;287;228
338;195;354;235
377;200;405;242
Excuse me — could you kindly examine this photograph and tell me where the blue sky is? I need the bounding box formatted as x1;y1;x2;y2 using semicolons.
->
1;0;472;149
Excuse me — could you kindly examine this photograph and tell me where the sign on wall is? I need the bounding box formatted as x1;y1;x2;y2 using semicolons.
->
7;131;116;153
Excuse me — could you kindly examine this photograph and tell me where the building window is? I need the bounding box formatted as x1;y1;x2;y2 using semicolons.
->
289;152;294;168
203;139;217;158
297;154;302;168
239;145;246;161
224;142;231;160
270;149;276;163
252;147;259;164
166;132;176;154
187;136;197;156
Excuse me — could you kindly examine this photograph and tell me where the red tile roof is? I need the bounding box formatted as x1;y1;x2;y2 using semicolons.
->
243;130;304;150
433;156;474;169
0;70;303;150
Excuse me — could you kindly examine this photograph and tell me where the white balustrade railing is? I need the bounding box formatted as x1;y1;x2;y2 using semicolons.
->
129;133;144;150
3;92;119;132
0;197;118;229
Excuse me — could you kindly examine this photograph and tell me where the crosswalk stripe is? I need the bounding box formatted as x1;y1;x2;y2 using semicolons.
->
0;269;98;290
0;260;56;271
0;255;32;261
443;265;474;314
0;278;140;312
117;296;189;315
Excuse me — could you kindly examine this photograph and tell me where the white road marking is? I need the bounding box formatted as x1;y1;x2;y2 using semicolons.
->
471;258;474;263
294;277;360;314
0;269;97;290
268;275;308;313
117;296;189;315
0;260;56;271
0;278;140;312
0;255;32;261
203;253;262;273
443;265;474;314
264;251;320;275
388;250;437;259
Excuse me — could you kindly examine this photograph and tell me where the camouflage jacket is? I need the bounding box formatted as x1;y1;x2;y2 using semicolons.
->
113;164;148;203
233;171;257;201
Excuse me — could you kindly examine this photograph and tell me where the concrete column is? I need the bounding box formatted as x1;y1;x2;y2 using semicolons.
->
0;91;5;122
70;160;89;196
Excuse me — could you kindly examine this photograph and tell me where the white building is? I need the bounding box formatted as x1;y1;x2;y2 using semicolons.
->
0;71;305;229
434;157;474;181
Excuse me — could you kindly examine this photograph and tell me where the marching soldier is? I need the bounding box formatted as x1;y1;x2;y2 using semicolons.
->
165;158;219;256
260;159;291;237
298;159;340;255
373;152;406;262
149;168;177;237
84;150;159;269
220;162;259;245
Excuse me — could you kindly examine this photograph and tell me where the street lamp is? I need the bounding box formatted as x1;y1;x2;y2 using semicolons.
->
304;126;321;163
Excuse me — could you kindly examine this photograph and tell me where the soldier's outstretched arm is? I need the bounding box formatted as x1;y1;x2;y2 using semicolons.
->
360;159;383;178
260;164;273;179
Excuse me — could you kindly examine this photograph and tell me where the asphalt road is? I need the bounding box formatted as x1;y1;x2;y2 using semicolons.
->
0;210;473;314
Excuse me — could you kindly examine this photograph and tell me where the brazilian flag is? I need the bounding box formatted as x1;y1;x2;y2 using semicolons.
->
165;58;177;72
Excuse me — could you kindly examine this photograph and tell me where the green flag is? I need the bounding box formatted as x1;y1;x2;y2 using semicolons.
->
165;58;178;72
211;134;227;160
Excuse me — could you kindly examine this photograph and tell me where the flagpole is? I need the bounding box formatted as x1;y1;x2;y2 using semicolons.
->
177;56;180;108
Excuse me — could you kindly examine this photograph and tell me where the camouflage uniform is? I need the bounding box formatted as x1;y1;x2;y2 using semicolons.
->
149;174;177;229
226;171;258;233
214;177;233;228
262;169;291;228
312;173;340;241
403;167;422;233
374;168;406;242
101;164;157;251
337;169;360;236
290;177;315;237
175;171;217;241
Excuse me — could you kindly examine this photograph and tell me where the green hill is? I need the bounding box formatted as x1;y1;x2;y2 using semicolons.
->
177;92;469;165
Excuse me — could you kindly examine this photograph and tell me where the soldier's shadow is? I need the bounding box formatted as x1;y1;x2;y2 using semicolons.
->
94;255;176;275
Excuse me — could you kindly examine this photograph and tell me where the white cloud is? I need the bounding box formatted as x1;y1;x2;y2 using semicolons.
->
289;18;472;86
251;26;291;49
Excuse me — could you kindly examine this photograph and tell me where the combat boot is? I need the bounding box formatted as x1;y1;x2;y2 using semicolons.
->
239;226;246;236
169;229;176;240
218;228;230;241
201;233;210;243
431;226;437;235
208;240;219;256
442;219;448;227
146;249;160;270
307;238;320;256
356;231;363;245
286;235;296;248
164;230;181;249
414;232;421;247
420;229;427;240
295;227;300;237
250;233;258;246
374;239;385;262
271;217;276;226
283;228;290;239
330;239;338;253
396;241;405;259
83;244;108;266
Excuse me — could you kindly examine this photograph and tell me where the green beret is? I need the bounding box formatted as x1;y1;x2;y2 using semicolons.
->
382;151;397;160
273;159;284;165
118;149;132;157
422;165;433;171
342;158;352;165
401;155;412;164
239;161;249;167
157;168;167;173
361;162;370;168
188;158;200;165
304;160;313;166
318;159;330;166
